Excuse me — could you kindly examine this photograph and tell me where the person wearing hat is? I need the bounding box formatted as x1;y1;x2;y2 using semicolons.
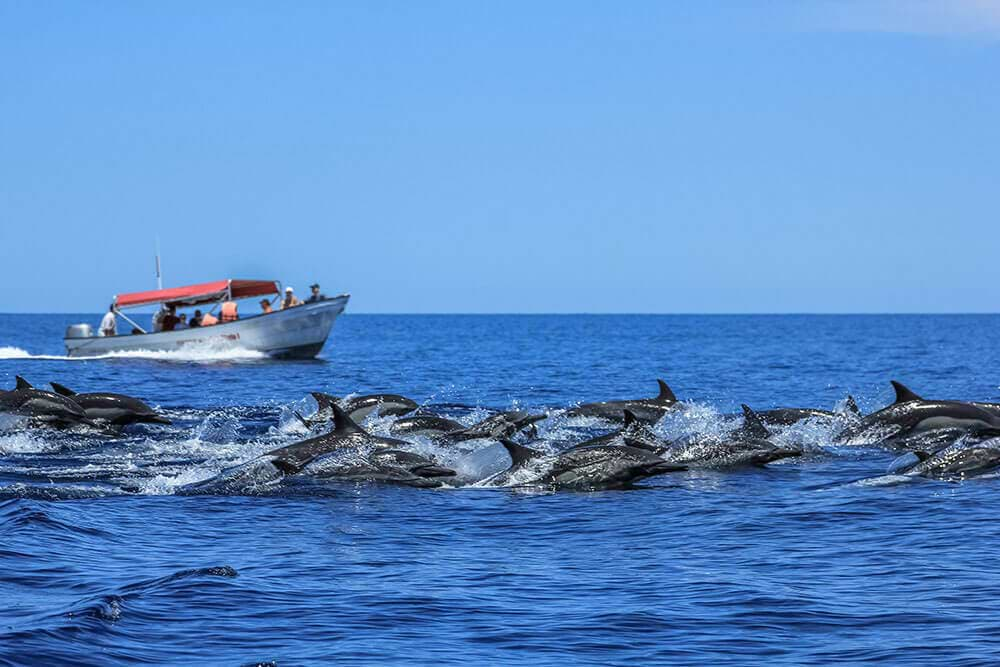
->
260;298;273;314
281;286;303;310
306;283;326;303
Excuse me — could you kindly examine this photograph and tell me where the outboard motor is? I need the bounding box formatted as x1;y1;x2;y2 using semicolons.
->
65;323;94;339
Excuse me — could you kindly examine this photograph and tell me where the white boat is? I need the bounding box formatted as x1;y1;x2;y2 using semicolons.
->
64;279;349;359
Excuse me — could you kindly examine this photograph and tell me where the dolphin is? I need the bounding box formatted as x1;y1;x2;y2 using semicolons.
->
304;391;419;426
178;403;412;495
480;439;686;490
49;382;170;426
653;405;801;467
446;410;547;442
568;409;672;451
567;407;798;467
885;438;1000;481
879;426;976;454
753;396;862;427
0;376;97;429
836;381;1000;446
388;410;546;442
564;379;680;423
298;448;457;488
389;415;466;438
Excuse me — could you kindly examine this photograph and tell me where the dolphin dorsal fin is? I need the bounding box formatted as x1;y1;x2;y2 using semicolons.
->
740;404;770;439
500;439;543;468
14;376;32;390
331;403;364;435
623;409;638;428
844;395;861;417
310;392;339;412
891;381;923;404
50;382;76;397
656;379;677;402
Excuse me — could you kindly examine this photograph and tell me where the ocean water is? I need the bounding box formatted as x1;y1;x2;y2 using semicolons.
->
2;313;1000;665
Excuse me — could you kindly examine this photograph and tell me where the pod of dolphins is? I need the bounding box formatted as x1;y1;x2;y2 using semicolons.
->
0;376;170;430
5;376;1000;493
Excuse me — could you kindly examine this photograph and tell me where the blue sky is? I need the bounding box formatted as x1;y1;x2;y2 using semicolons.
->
1;1;998;313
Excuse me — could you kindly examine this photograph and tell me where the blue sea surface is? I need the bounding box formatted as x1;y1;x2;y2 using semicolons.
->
2;313;1000;665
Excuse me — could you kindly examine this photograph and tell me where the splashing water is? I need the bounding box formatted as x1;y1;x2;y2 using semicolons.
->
5;314;1000;665
0;344;268;364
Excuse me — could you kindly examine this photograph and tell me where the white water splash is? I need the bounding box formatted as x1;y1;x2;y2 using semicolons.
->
0;344;267;363
0;431;59;455
656;402;734;441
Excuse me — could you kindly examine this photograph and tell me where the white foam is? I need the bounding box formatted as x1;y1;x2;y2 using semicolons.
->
657;402;733;440
0;344;267;363
0;431;58;455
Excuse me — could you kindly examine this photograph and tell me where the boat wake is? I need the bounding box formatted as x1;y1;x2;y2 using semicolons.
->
0;345;269;364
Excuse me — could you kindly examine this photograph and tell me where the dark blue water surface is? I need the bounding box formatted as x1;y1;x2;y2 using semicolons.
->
3;314;1000;665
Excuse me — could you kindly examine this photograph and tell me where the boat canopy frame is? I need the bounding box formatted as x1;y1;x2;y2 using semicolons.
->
110;279;281;334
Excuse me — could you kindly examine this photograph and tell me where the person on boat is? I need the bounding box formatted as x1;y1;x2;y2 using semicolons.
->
282;287;303;309
306;283;326;303
152;305;168;332
189;310;203;328
220;300;239;322
176;314;189;329
160;305;180;332
260;299;273;314
100;304;117;337
200;310;219;326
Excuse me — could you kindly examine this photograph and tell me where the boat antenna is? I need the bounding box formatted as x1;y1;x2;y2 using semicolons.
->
155;237;163;290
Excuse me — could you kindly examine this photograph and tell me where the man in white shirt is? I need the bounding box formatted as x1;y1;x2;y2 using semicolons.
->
100;304;117;337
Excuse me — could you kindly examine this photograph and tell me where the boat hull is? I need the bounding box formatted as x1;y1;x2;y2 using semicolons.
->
64;295;349;359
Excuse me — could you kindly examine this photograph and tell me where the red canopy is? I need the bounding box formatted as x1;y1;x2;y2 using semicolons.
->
115;279;279;309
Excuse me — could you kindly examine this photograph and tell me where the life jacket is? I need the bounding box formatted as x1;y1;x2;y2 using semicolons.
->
201;312;219;326
220;301;238;322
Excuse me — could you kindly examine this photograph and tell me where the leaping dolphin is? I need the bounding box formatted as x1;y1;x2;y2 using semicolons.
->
387;410;546;442
567;409;670;451
306;391;419;425
446;410;547;442
884;438;1000;481
752;396;861;427
836;381;1000;446
564;379;681;423
297;448;457;488
178;402;445;495
480;439;686;490
49;382;170;426
0;376;97;429
389;415;466;438
637;405;801;468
